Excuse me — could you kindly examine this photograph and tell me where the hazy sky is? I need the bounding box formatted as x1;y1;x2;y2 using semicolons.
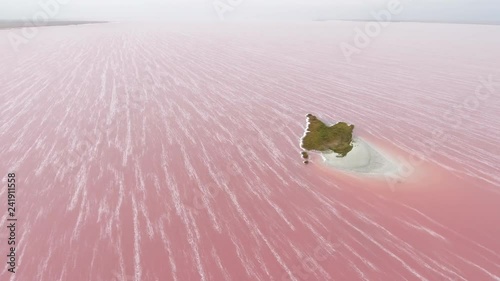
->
0;0;499;23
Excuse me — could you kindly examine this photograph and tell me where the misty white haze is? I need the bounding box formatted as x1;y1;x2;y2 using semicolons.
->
0;0;499;24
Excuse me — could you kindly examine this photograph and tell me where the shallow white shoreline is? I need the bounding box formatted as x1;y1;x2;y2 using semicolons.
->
320;137;401;176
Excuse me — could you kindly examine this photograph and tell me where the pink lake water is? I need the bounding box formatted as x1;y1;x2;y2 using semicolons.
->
0;22;500;281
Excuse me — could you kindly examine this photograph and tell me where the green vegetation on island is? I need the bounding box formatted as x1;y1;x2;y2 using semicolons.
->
301;114;354;158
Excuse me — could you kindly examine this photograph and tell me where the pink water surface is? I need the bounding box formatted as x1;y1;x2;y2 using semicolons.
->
0;22;500;280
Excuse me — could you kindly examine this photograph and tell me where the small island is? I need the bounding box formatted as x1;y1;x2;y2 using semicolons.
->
299;114;401;176
301;114;354;161
301;151;309;164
